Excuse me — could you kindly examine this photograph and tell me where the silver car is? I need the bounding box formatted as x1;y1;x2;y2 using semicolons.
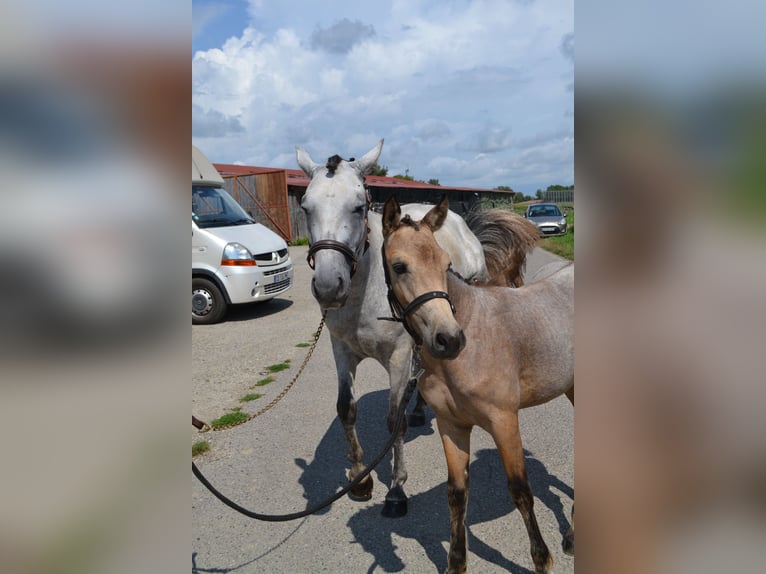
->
524;203;568;236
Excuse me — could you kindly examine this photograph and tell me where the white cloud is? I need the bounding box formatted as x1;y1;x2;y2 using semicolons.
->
193;0;573;192
309;18;376;54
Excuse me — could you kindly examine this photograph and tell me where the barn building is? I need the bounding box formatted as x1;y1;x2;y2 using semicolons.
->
213;163;511;242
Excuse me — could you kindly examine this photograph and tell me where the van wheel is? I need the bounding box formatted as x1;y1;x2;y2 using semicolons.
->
192;278;227;324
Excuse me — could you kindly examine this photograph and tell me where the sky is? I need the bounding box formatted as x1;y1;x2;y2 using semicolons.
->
192;0;573;194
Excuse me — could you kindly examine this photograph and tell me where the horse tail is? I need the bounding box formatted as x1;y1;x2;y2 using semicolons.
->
466;209;539;287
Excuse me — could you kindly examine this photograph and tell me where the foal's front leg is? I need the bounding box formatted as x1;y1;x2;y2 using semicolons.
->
331;338;373;499
492;414;552;574
437;419;472;574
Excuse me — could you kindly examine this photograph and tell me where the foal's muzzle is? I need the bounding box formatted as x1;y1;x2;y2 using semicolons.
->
431;327;466;359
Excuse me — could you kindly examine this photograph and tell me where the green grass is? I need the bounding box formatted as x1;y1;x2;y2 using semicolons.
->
539;228;574;260
239;393;263;402
265;361;291;373
192;440;210;457
539;205;574;260
253;376;275;387
210;411;249;429
295;342;310;348
289;237;309;246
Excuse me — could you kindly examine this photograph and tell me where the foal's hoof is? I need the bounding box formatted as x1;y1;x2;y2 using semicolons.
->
408;411;426;427
348;474;373;501
381;485;408;518
563;532;574;556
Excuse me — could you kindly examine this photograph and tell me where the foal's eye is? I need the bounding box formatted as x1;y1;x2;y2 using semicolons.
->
392;262;407;275
353;204;366;214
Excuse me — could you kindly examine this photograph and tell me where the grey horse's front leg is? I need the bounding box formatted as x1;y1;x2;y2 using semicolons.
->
331;338;373;500
382;347;413;517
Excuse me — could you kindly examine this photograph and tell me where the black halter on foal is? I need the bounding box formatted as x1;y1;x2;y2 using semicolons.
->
380;243;456;345
305;155;371;277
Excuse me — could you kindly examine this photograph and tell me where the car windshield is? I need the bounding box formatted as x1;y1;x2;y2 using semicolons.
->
528;205;562;217
192;186;255;228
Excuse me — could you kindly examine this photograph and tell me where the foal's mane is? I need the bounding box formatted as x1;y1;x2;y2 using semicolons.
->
398;214;420;231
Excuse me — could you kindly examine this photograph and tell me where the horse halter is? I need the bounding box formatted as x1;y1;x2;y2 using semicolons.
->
305;159;371;278
380;243;457;345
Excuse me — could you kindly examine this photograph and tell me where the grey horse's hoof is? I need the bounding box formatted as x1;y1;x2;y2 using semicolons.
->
408;411;426;427
348;474;373;501
563;532;574;556
381;485;408;518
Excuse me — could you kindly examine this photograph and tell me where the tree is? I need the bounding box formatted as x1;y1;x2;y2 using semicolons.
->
546;184;574;191
535;189;543;200
495;185;514;192
369;164;388;176
392;173;415;181
428;178;440;186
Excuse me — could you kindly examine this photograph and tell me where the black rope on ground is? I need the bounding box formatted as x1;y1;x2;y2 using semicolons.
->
193;377;417;521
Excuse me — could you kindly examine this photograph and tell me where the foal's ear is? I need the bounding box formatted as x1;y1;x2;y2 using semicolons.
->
382;196;401;238
422;195;449;231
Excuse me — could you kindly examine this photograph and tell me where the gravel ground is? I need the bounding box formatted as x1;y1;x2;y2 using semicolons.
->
193;244;573;573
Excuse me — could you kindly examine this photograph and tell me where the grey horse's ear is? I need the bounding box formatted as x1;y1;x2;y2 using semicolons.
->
422;194;449;231
351;139;384;175
382;195;401;238
296;146;323;177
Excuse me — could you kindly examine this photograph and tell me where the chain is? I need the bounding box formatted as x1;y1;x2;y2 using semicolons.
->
196;313;326;432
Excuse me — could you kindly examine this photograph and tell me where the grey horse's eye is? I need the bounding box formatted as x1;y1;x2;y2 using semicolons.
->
353;204;366;214
392;262;407;275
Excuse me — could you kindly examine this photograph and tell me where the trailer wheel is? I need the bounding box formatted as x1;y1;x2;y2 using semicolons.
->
192;278;227;324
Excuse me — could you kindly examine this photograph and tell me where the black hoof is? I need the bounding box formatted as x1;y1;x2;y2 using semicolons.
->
381;485;408;518
348;474;373;501
563;534;574;556
408;411;426;427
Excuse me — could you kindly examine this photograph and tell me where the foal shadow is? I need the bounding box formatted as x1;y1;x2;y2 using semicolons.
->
346;447;573;573
292;389;572;572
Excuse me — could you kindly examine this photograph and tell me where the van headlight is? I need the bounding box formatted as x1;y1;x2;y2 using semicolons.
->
221;242;256;266
559;218;567;225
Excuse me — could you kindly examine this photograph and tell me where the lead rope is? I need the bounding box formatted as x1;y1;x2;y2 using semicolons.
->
192;345;424;521
193;313;326;433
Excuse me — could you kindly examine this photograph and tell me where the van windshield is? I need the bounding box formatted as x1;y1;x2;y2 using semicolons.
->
192;186;255;228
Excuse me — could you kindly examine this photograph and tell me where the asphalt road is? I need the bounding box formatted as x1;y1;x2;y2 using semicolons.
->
193;244;574;574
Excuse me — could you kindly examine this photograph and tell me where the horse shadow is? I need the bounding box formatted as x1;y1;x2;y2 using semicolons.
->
295;388;573;573
292;388;435;516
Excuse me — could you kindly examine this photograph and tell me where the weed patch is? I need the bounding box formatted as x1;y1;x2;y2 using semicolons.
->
240;393;263;402
253;376;275;387
266;361;291;373
210;411;249;429
192;440;210;457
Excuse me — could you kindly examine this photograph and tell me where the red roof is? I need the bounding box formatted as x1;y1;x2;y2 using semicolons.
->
214;163;285;177
214;163;497;194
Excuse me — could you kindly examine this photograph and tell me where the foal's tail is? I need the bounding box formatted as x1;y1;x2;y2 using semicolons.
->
466;209;539;287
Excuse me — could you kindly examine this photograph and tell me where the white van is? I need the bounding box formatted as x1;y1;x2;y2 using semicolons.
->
192;146;293;324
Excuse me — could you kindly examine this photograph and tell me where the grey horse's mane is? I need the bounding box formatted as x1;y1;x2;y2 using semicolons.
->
326;154;356;174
